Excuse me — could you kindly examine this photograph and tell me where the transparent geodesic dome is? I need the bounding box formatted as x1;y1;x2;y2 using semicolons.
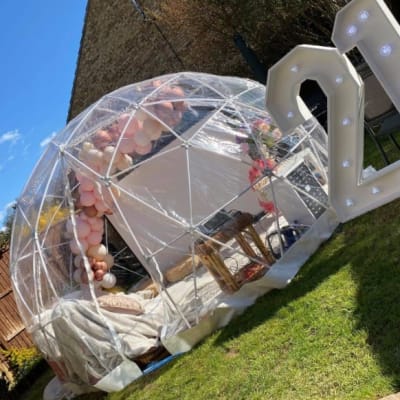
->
10;72;332;393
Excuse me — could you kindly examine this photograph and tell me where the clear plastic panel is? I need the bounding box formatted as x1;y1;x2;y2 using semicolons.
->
10;73;330;391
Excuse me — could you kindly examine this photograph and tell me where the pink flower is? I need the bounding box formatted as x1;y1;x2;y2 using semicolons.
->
253;119;270;133
253;158;276;171
248;166;261;184
248;158;276;184
259;200;276;214
271;128;282;140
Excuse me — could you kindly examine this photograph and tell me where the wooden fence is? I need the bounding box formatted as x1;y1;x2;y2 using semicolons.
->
0;248;33;382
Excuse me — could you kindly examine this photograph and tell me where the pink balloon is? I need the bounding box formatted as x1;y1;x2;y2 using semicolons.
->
87;231;103;246
92;184;102;199
76;220;91;238
117;113;130;132
170;86;186;111
87;217;104;231
119;137;137;154
70;238;88;255
80;269;94;284
135;143;152;155
80;177;95;192
133;130;151;147
78;212;88;220
80;191;96;207
75;172;84;182
154;102;174;122
127;119;142;137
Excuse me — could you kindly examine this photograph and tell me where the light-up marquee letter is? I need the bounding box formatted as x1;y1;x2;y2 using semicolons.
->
266;0;400;222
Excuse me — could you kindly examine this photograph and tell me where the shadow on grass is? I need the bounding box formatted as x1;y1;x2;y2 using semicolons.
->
213;224;347;345
213;196;400;390
346;199;400;389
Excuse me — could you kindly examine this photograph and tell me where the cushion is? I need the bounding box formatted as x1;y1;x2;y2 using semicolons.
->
97;294;144;315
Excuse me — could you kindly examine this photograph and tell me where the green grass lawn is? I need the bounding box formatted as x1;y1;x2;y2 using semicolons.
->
18;132;400;400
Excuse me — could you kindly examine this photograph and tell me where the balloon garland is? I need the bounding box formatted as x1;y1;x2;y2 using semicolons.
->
67;82;186;289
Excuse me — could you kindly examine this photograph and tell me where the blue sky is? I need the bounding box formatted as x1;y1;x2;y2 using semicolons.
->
0;1;87;229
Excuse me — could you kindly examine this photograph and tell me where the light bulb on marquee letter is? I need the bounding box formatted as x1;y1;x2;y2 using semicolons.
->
266;0;400;222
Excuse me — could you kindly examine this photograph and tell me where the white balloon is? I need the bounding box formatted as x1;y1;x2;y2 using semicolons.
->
73;255;82;269
101;273;117;289
73;268;82;283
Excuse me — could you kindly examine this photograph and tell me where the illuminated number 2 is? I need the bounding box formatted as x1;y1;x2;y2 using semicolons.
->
266;0;400;222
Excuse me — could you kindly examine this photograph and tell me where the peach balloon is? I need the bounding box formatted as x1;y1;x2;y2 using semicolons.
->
133;130;151;147
86;149;103;169
93;129;112;149
87;243;107;260
95;269;105;281
142;119;163;140
80;191;96;207
116;154;133;171
155;102;174;122
135;109;148;121
82;141;94;152
93;260;107;271
107;123;119;139
135;143;152;155
104;253;114;269
102;145;116;162
152;79;163;88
